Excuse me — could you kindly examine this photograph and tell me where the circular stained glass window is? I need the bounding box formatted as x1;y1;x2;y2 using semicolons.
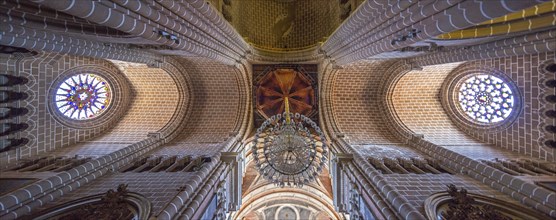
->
458;74;514;123
55;73;111;120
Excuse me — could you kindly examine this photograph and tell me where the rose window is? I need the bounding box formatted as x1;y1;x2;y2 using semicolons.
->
458;74;514;123
55;73;111;120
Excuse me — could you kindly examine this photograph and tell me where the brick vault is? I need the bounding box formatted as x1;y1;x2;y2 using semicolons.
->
0;0;555;219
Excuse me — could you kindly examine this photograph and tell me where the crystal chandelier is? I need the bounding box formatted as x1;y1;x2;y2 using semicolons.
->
252;97;328;187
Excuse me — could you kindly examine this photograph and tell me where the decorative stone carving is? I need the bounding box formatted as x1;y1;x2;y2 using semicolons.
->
424;184;549;220
443;184;510;220
216;179;228;220
348;183;363;220
57;184;133;220
27;184;152;220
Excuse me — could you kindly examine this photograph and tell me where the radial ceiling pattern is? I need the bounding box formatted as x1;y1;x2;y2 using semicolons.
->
255;68;316;119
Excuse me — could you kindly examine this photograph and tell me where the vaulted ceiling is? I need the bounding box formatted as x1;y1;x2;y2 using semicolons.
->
1;1;556;219
225;0;354;51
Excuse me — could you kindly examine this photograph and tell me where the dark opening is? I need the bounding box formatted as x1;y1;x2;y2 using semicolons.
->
545;95;556;103
545;80;556;88
1;123;30;136
545;110;556;118
0;91;29;103
545;125;556;133
544;140;556;148
545;63;556;73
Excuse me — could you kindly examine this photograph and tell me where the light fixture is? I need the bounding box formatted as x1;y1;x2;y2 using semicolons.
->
251;97;328;187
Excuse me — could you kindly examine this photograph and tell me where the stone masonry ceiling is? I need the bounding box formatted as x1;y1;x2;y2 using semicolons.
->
1;1;556;220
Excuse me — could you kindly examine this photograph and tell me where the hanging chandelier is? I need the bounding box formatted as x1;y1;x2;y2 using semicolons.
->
252;97;328;187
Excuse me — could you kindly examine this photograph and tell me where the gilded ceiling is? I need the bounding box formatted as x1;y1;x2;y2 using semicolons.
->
225;0;353;51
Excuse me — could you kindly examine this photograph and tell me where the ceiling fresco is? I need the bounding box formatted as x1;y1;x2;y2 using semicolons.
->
253;64;318;127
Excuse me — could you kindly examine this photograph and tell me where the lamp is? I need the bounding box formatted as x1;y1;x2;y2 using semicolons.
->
251;97;328;187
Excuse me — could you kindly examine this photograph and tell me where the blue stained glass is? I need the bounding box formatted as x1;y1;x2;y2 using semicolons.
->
55;74;111;120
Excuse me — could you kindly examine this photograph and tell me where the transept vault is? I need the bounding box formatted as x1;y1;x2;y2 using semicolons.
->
0;0;555;219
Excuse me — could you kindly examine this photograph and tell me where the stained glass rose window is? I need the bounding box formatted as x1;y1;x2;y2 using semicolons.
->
458;74;514;123
55;73;111;120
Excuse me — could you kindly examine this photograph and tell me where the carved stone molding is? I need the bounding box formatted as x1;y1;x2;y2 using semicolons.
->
424;185;549;220
26;184;152;220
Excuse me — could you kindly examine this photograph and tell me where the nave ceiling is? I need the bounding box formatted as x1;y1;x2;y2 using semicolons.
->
0;0;555;220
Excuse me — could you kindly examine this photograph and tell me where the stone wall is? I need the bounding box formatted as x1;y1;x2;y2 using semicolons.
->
330;60;400;145
458;53;556;161
152;57;245;156
41;63;182;158
0;53;132;166
39;172;198;215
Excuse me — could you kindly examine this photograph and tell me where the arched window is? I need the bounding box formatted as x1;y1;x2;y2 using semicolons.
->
457;74;514;123
55;73;111;120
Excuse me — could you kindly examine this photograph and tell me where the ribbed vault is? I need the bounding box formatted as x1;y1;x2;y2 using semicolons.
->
1;0;556;219
229;0;343;51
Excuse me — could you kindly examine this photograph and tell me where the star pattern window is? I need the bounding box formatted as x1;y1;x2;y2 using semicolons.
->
458;74;514;123
55;73;111;120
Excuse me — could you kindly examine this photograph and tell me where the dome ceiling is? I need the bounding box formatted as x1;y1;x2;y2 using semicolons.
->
256;68;315;118
224;0;352;51
253;65;318;127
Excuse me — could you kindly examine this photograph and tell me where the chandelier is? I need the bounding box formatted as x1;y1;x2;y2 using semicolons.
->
252;97;328;187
